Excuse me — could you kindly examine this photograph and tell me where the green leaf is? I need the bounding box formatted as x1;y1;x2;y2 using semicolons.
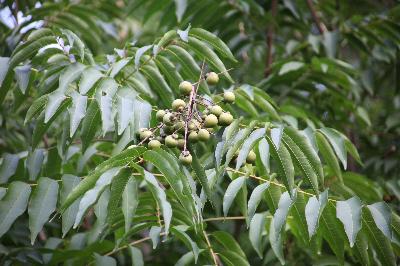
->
155;55;183;92
258;138;270;173
249;212;267;258
0;181;31;238
61;29;85;61
320;202;345;263
150;225;162;249
171;225;200;263
79;67;103;95
26;149;44;181
61;174;81;237
366;202;392;239
0;57;10;86
25;94;48;124
58;62;86;93
315;131;342;182
122;177;139;233
135;45;153;68
174;0;187;22
278;61;305;75
289;192;309;245
175;252;195;266
116;96;134;135
269;218;284;264
157;30;178;50
189;146;213;205
263;183;282;214
144;170;172;235
14;64;31;94
362;207;396;266
247;182;270;223
336;196;362;247
305;189;328;238
44;90;67;123
73;167;122;228
211;231;247;259
69;91;87;137
282;128;321;194
189;28;237;62
318;128;347;169
140;65;174;106
266;135;295;195
107;169;131;225
0;153;19;184
223;176;247;217
80;100;101;151
94;253;116;266
129;246;144;266
236;128;266;169
28;177;59;244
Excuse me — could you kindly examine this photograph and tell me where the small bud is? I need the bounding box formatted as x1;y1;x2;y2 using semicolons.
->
246;150;256;164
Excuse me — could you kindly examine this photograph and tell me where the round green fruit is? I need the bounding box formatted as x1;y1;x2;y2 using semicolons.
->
179;81;193;95
139;129;152;140
156;110;166;121
163;113;175;125
179;152;193;165
177;138;185;149
218;112;233;126
223;91;235;103
206;72;219;85
188;120;199;130
165;135;178;147
198;129;210;141
188;131;198;142
148;139;161;149
172;99;186;111
204;114;218;127
246;150;256;164
210;105;223;116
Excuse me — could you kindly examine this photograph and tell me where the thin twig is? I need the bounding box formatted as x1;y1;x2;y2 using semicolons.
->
202;230;219;266
306;0;327;34
265;0;278;77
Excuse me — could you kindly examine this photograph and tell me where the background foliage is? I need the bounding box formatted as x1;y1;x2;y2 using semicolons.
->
0;0;399;265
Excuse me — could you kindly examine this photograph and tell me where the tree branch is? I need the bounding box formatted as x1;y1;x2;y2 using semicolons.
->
265;0;278;77
306;0;327;35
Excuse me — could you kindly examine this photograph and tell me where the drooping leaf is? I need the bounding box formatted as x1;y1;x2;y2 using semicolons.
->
149;225;162;249
69;91;87;137
171;225;200;263
144;170;172;235
60;174;81;237
26;149;45;181
247;182;270;223
80;100;101;151
366;202;392;239
73;167;121;228
258;138;270;173
0;153;19;184
315;131;342;182
223;176;247;217
236;128;266;169
336;196;362;247
122;177;139;233
94;253;116;266
305;189;328;238
79;67;103;95
249;212;267;258
129;246;144;266
28;177;59;244
0;181;31;238
266;135;295;195
318;128;347;169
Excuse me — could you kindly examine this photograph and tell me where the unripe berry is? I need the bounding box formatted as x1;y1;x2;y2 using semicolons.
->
179;152;192;165
165;135;178;147
246;150;256;164
179;81;193;95
223;91;235;103
156;110;166;121
218;112;233;126
210;105;223;116
188;120;198;131
198;129;210;141
177;138;185;149
175;121;185;132
188;131;198;142
206;72;219;85
204;114;218;127
148;139;161;149
163;113;175;125
172;99;186;111
164;125;174;134
139;129;152;140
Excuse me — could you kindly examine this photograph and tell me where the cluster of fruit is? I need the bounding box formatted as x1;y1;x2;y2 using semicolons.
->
138;72;236;165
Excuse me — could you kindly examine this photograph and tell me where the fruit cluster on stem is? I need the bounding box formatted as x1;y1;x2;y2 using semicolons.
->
138;71;237;165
